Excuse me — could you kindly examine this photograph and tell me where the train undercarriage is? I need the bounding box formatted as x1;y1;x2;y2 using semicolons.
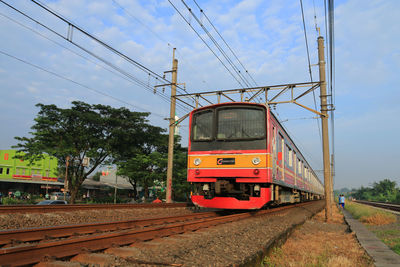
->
191;180;321;209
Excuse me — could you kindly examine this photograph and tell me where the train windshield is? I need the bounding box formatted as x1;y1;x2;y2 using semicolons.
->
192;110;213;141
217;108;265;140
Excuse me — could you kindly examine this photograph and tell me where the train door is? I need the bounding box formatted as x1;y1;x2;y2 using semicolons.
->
277;133;284;181
272;126;277;180
294;152;297;186
281;135;285;182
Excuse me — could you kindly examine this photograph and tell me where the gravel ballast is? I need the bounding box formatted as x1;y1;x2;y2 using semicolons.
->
109;201;325;266
0;201;324;266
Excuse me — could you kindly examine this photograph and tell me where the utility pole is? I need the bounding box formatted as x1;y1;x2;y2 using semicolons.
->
318;36;333;222
64;155;70;201
166;48;178;203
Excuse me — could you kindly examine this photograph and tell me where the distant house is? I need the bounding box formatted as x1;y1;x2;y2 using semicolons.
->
0;149;62;195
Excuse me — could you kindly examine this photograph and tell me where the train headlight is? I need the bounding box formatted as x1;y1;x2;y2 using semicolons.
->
194;158;202;166
252;157;261;165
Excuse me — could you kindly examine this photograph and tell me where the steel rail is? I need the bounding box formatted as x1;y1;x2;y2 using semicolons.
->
0;201;318;266
0;202;192;214
0;211;218;246
354;200;400;212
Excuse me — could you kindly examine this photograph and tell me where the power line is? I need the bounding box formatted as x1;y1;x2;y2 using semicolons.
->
0;49;168;118
299;0;322;144
180;0;252;89
28;0;188;95
110;0;197;105
168;0;246;90
0;0;191;113
192;0;258;87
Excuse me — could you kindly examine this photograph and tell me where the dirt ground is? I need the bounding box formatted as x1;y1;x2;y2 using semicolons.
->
263;205;374;267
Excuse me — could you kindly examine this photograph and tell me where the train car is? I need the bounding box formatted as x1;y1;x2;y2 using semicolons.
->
187;102;324;209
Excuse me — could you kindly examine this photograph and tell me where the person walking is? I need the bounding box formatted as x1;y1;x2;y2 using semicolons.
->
339;194;345;208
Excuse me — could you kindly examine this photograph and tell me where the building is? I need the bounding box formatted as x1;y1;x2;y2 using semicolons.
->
0;149;63;195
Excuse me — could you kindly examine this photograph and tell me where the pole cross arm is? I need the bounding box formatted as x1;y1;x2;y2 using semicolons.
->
154;83;173;88
293;101;326;117
170;112;190;127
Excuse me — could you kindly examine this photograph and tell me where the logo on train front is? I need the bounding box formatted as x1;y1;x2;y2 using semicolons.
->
216;158;235;165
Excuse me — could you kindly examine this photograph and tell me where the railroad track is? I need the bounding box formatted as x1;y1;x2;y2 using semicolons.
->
354;200;400;212
0;202;192;214
0;202;313;266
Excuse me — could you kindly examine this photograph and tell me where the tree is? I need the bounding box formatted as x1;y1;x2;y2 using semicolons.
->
172;142;189;202
117;151;167;200
92;172;101;182
117;134;189;202
350;179;400;203
14;101;163;203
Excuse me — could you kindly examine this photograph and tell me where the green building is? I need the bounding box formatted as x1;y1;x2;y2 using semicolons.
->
0;149;63;195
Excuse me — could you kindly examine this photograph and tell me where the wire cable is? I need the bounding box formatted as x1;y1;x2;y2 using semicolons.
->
0;0;190;113
0;49;168;118
299;0;322;144
181;0;252;89
110;0;198;106
29;0;188;94
168;0;245;89
192;0;258;87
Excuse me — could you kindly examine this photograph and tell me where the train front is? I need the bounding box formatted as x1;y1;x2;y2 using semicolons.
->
188;103;272;209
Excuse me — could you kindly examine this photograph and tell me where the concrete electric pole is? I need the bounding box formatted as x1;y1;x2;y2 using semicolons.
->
166;49;178;203
318;36;333;222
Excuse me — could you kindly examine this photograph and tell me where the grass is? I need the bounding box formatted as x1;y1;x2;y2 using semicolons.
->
371;229;400;255
346;201;400;255
344;201;397;225
262;205;373;267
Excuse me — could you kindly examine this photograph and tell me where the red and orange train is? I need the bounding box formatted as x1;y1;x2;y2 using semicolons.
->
187;102;324;209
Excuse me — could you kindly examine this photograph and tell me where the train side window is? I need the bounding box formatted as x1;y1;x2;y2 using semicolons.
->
272;127;276;154
301;162;304;176
297;159;301;175
288;147;293;167
0;167;3;174
293;152;297;172
6;168;10;175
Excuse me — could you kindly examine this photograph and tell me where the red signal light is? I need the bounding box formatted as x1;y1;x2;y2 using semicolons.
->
195;169;200;175
253;169;259;175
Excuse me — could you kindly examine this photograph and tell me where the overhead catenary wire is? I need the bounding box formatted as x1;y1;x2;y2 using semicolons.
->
186;0;260;102
110;0;198;106
0;49;168;118
0;0;191;113
28;0;188;95
299;0;322;149
168;0;247;91
192;0;258;87
180;0;252;89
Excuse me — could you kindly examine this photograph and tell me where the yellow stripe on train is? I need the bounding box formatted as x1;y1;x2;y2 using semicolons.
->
188;154;270;168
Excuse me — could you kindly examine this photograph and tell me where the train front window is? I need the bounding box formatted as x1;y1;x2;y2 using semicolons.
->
217;108;265;140
192;110;213;141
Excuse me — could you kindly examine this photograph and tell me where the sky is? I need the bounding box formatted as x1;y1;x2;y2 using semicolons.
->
0;0;399;190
